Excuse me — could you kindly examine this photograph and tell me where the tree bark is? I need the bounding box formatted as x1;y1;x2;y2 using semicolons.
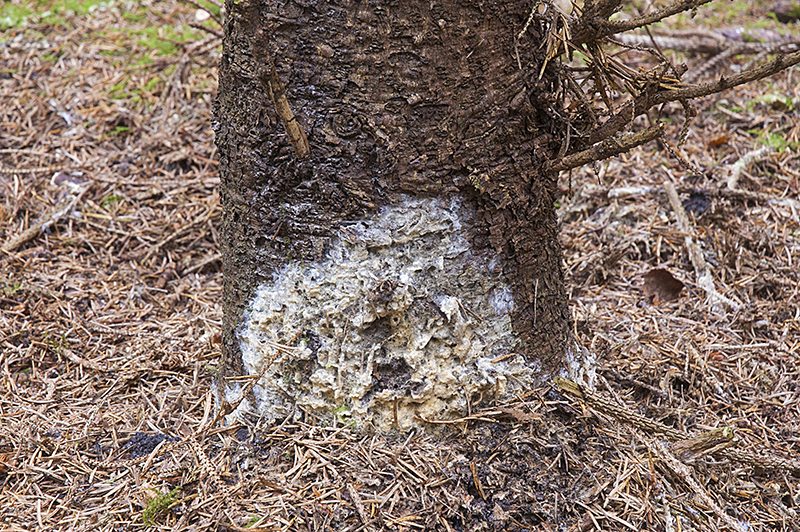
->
214;0;577;430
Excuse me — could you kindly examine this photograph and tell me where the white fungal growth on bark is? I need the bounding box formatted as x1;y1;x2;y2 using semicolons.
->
234;196;539;431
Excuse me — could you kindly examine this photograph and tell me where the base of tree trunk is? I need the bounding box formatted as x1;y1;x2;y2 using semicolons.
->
231;196;577;430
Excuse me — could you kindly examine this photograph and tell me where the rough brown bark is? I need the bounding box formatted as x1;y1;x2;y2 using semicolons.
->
214;0;572;416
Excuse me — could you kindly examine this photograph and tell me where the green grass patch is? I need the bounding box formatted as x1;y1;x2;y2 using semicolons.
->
0;0;108;30
2;281;23;296
132;25;202;56
122;10;145;24
133;55;155;66
109;76;131;99
0;3;35;29
700;0;752;26
193;0;221;19
143;76;162;92
755;93;798;112
245;515;264;528
652;0;764;30
748;129;799;153
108;126;131;136
101;193;125;207
47;0;108;17
94;23;205;60
142;487;180;526
41;49;62;62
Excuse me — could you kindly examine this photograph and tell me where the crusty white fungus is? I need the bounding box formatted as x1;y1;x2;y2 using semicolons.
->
232;196;541;431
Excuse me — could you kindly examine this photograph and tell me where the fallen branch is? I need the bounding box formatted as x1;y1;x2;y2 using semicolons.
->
726;144;773;190
646;437;748;532
1;184;89;254
663;180;741;315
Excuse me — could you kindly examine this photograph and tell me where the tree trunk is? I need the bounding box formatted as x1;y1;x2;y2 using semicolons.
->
214;0;581;430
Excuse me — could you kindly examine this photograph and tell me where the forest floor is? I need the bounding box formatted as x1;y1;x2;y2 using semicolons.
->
1;1;800;531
